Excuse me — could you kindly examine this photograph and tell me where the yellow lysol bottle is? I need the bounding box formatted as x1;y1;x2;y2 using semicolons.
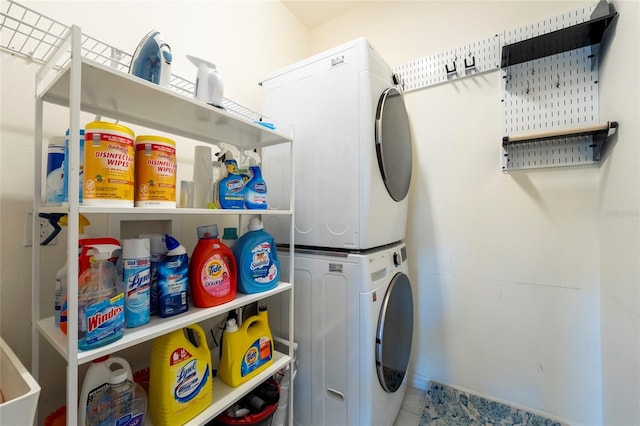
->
149;323;213;425
219;306;274;387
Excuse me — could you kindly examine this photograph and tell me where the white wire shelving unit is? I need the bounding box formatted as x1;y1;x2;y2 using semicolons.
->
3;2;296;425
0;0;267;123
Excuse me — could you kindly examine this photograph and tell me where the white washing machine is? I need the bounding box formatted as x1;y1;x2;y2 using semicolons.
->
261;37;412;250
266;242;414;426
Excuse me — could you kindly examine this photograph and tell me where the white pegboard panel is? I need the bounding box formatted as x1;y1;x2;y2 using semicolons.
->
394;35;501;92
392;2;599;97
500;3;601;139
501;47;599;136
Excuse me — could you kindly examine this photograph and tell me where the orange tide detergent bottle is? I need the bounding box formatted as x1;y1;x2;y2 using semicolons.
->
149;324;212;425
189;224;237;307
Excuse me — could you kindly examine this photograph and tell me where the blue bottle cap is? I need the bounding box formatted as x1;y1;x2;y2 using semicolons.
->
164;234;180;251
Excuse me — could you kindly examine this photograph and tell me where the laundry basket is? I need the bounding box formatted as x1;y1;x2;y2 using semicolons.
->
0;337;41;425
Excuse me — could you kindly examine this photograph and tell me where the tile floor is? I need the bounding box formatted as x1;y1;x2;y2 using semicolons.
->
394;382;567;426
394;386;427;426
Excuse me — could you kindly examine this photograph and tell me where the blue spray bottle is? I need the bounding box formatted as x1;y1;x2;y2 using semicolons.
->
217;156;245;209
244;155;268;209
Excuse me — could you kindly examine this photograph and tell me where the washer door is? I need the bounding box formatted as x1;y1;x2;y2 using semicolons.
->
375;87;412;202
375;272;414;393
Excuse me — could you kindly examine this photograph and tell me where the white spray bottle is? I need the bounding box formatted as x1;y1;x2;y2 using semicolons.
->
187;54;224;107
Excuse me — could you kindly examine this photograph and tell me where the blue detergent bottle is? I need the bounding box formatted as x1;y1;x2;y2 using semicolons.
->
244;159;268;209
157;234;189;318
218;158;245;209
232;218;280;294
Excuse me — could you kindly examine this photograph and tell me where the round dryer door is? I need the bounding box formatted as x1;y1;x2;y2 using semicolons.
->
375;272;413;393
375;87;412;202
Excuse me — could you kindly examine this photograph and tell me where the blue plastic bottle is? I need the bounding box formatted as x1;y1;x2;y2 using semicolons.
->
157;234;189;318
78;244;125;351
232;218;280;294
122;238;151;328
218;159;245;209
244;161;267;209
63;128;85;203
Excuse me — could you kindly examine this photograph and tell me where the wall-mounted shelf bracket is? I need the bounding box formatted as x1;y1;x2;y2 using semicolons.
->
502;121;618;171
500;0;618;68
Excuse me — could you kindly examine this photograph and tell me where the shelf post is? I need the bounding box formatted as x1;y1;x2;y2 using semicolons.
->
65;24;83;426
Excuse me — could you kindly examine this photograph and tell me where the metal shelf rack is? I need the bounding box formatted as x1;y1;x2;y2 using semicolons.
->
500;0;619;171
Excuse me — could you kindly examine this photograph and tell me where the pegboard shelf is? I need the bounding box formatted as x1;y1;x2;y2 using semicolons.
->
502;121;618;171
501;7;618;68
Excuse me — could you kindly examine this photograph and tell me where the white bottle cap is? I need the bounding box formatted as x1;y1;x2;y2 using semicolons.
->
122;238;150;259
226;318;238;332
91;250;110;261
109;368;129;385
248;217;263;231
87;244;121;261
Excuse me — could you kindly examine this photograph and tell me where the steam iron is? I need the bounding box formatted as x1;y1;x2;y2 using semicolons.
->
130;30;172;87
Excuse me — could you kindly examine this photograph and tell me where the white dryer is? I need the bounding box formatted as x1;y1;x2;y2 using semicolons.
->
261;38;412;250
266;242;414;426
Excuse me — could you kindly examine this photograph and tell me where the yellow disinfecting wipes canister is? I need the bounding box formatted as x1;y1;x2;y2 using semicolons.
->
83;121;135;207
135;135;177;208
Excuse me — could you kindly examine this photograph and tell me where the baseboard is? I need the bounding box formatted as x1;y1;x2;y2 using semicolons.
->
407;372;428;391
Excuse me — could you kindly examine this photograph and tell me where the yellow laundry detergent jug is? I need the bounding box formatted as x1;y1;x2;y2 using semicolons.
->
219;306;273;387
149;324;212;425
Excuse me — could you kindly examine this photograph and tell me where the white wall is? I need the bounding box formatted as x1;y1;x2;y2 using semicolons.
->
598;1;640;425
304;1;637;425
0;1;309;421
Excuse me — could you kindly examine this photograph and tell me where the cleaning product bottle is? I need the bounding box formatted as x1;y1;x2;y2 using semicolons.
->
138;234;167;316
232;218;280;294
219;306;273;387
243;153;268;209
55;265;66;329
149;324;213;426
189;224;237;307
77;244;125;351
221;227;238;249
122;238;151;328
217;157;245;209
54;214;91;329
78;355;133;426
157;234;189;318
62;236;122;336
108;368;148;426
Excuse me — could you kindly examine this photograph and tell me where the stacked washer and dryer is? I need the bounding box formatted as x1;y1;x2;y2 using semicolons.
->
261;38;414;426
